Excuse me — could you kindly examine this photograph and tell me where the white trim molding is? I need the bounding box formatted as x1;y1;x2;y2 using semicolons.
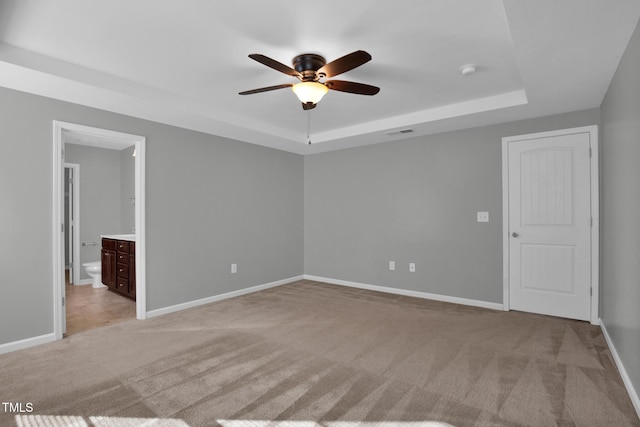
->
501;125;599;324
600;320;640;419
0;333;56;355
133;133;147;320
146;276;304;318
304;275;504;311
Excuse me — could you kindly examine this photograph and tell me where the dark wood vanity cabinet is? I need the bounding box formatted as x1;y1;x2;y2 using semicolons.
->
101;238;117;290
102;238;136;300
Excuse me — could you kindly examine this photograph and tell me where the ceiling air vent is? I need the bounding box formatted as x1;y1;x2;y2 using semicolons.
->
385;128;414;136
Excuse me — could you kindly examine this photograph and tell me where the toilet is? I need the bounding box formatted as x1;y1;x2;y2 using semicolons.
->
82;261;106;288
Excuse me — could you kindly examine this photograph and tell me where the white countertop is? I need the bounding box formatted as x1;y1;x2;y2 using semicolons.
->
101;234;136;242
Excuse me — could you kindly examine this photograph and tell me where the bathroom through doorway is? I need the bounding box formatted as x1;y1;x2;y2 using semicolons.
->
53;121;146;339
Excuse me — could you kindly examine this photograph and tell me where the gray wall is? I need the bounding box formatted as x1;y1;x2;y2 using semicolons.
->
601;17;640;406
304;109;600;303
0;86;304;345
65;143;125;280
147;124;304;310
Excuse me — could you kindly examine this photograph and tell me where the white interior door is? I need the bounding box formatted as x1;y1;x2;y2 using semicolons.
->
504;128;595;321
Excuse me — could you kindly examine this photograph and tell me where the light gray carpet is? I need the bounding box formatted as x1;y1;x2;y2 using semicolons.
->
0;280;638;426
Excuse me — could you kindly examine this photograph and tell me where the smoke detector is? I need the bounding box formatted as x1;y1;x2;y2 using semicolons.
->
460;64;477;76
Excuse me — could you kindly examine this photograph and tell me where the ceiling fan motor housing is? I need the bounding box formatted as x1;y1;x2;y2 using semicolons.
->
293;54;326;80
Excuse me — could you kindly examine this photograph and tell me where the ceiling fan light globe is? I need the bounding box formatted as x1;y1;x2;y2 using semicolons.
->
292;82;328;104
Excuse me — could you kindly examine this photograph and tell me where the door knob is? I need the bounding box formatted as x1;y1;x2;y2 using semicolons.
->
512;232;519;238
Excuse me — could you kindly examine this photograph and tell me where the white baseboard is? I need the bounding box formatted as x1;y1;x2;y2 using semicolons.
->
600;319;640;419
303;275;504;311
73;279;92;286
146;275;304;318
0;333;56;355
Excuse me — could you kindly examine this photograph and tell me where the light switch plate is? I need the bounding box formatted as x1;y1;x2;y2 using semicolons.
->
389;261;395;271
477;211;489;222
409;263;416;272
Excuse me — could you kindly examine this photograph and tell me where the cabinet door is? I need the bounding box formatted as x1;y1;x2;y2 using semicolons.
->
101;249;117;289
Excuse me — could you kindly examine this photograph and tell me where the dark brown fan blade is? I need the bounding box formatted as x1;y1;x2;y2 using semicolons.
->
318;50;372;78
302;102;317;110
248;54;301;78
239;84;293;95
325;80;380;95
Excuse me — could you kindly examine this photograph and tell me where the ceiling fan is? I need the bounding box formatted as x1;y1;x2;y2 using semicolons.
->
239;50;380;110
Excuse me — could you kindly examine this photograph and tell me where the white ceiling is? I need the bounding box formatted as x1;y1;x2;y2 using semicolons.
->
0;0;639;155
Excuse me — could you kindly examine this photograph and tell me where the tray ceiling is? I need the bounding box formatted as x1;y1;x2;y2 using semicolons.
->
0;0;638;154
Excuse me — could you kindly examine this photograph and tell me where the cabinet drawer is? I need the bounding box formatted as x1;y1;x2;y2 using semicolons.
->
117;263;129;279
102;238;116;251
117;252;129;264
117;240;130;253
116;276;128;292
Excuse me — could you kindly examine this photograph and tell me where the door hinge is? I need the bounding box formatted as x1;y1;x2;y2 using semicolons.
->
590;287;593;296
589;147;592;157
61;223;65;233
62;296;65;306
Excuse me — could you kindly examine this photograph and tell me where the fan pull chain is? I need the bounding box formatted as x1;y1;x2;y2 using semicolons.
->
307;110;311;145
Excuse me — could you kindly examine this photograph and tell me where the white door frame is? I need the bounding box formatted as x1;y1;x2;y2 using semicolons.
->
53;121;147;340
501;125;599;325
64;163;81;286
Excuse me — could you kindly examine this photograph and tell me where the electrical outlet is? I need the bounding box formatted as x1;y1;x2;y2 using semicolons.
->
231;263;237;274
389;261;395;271
409;263;416;273
477;211;489;222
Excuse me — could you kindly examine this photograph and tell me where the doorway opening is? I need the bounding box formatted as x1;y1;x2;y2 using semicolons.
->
53;121;146;339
